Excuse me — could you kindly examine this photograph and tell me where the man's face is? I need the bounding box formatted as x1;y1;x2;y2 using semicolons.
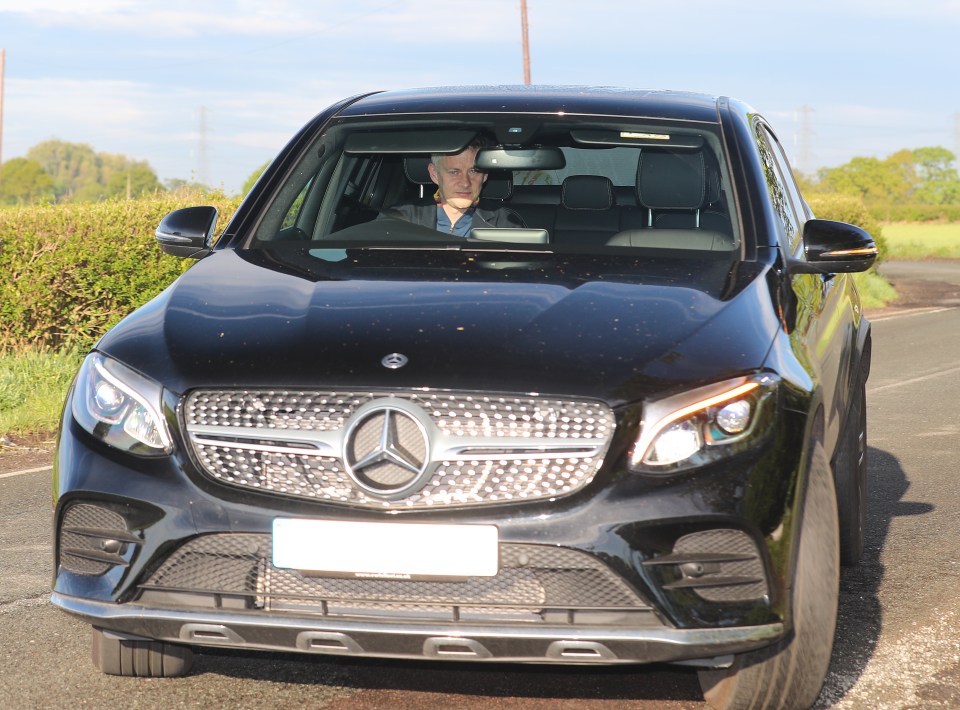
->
428;148;487;210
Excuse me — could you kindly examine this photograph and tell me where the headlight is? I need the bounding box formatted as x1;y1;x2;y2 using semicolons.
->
71;352;173;456
630;373;778;473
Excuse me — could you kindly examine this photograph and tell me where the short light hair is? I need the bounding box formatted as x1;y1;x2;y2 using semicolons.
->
430;135;488;169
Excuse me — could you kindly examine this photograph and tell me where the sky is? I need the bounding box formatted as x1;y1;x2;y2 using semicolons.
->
1;0;958;195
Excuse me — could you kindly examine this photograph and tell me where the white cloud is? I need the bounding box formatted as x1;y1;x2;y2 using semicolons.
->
1;0;521;41
0;0;136;11
7;77;153;137
18;9;323;37
835;0;960;18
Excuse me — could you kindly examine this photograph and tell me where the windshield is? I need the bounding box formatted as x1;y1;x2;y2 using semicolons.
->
249;115;739;256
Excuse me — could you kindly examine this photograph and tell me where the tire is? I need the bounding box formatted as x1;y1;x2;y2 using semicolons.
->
92;627;194;678
833;376;868;566
698;442;839;710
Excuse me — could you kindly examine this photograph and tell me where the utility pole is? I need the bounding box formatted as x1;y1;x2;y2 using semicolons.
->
520;0;531;85
0;48;6;185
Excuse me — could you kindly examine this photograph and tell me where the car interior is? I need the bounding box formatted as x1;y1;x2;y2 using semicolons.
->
250;120;740;254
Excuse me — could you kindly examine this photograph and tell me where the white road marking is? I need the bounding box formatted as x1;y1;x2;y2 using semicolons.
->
870;306;954;322
0;465;53;479
869;365;960;394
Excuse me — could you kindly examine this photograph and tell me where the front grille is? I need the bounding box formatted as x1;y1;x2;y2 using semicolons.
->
183;390;616;509
138;534;652;624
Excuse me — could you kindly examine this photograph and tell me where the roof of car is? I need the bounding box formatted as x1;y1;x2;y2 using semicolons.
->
335;85;728;123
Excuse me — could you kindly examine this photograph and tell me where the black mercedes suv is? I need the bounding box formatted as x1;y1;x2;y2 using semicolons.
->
53;86;875;710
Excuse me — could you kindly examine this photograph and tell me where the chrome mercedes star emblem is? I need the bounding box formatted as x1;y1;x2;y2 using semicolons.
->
344;402;431;498
381;353;408;369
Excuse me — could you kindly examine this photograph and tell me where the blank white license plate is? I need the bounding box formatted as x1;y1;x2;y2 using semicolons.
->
272;519;499;578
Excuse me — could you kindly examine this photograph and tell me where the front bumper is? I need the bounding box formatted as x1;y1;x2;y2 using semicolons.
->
52;592;782;666
53;397;805;666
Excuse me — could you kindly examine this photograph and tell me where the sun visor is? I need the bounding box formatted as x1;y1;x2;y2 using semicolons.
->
344;130;476;154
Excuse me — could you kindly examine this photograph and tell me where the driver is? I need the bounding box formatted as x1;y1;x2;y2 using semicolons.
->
381;137;523;235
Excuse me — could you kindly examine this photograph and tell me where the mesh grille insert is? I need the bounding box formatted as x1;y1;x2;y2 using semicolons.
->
59;503;138;576
139;533;651;622
649;528;768;602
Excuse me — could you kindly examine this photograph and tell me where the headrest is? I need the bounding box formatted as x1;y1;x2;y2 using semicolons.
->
480;170;513;201
705;165;722;204
561;175;614;210
404;156;433;185
637;149;706;210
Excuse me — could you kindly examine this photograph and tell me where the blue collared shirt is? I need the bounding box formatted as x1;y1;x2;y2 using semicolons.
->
436;205;476;237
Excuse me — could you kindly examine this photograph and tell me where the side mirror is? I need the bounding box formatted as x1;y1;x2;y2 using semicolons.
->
789;219;877;274
156;206;218;259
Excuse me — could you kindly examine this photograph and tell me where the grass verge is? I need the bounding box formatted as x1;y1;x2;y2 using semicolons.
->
0;349;83;439
854;269;899;309
881;222;960;260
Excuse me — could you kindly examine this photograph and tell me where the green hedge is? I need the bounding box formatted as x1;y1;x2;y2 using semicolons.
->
866;203;960;223
0;189;902;355
0;190;242;353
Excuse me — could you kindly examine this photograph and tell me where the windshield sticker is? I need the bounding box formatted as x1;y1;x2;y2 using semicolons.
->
621;132;670;140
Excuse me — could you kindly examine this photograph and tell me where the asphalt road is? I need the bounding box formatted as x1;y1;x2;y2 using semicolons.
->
2;261;959;709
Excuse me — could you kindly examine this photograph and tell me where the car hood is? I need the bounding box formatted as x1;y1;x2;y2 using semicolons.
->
99;247;781;406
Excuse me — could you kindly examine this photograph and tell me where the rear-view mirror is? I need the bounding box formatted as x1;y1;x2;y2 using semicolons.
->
475;147;566;171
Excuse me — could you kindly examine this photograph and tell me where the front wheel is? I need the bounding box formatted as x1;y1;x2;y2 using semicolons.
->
834;376;868;566
92;627;194;678
698;442;840;710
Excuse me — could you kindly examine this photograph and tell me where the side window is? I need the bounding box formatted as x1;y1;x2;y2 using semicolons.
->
768;138;809;220
281;179;311;230
766;130;811;249
250;136;337;243
755;125;801;253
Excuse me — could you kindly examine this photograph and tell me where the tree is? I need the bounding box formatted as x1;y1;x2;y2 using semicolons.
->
0;158;56;205
911;147;960;205
25;139;164;203
104;162;163;199
816;155;914;205
811;146;960;209
26;140;99;200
